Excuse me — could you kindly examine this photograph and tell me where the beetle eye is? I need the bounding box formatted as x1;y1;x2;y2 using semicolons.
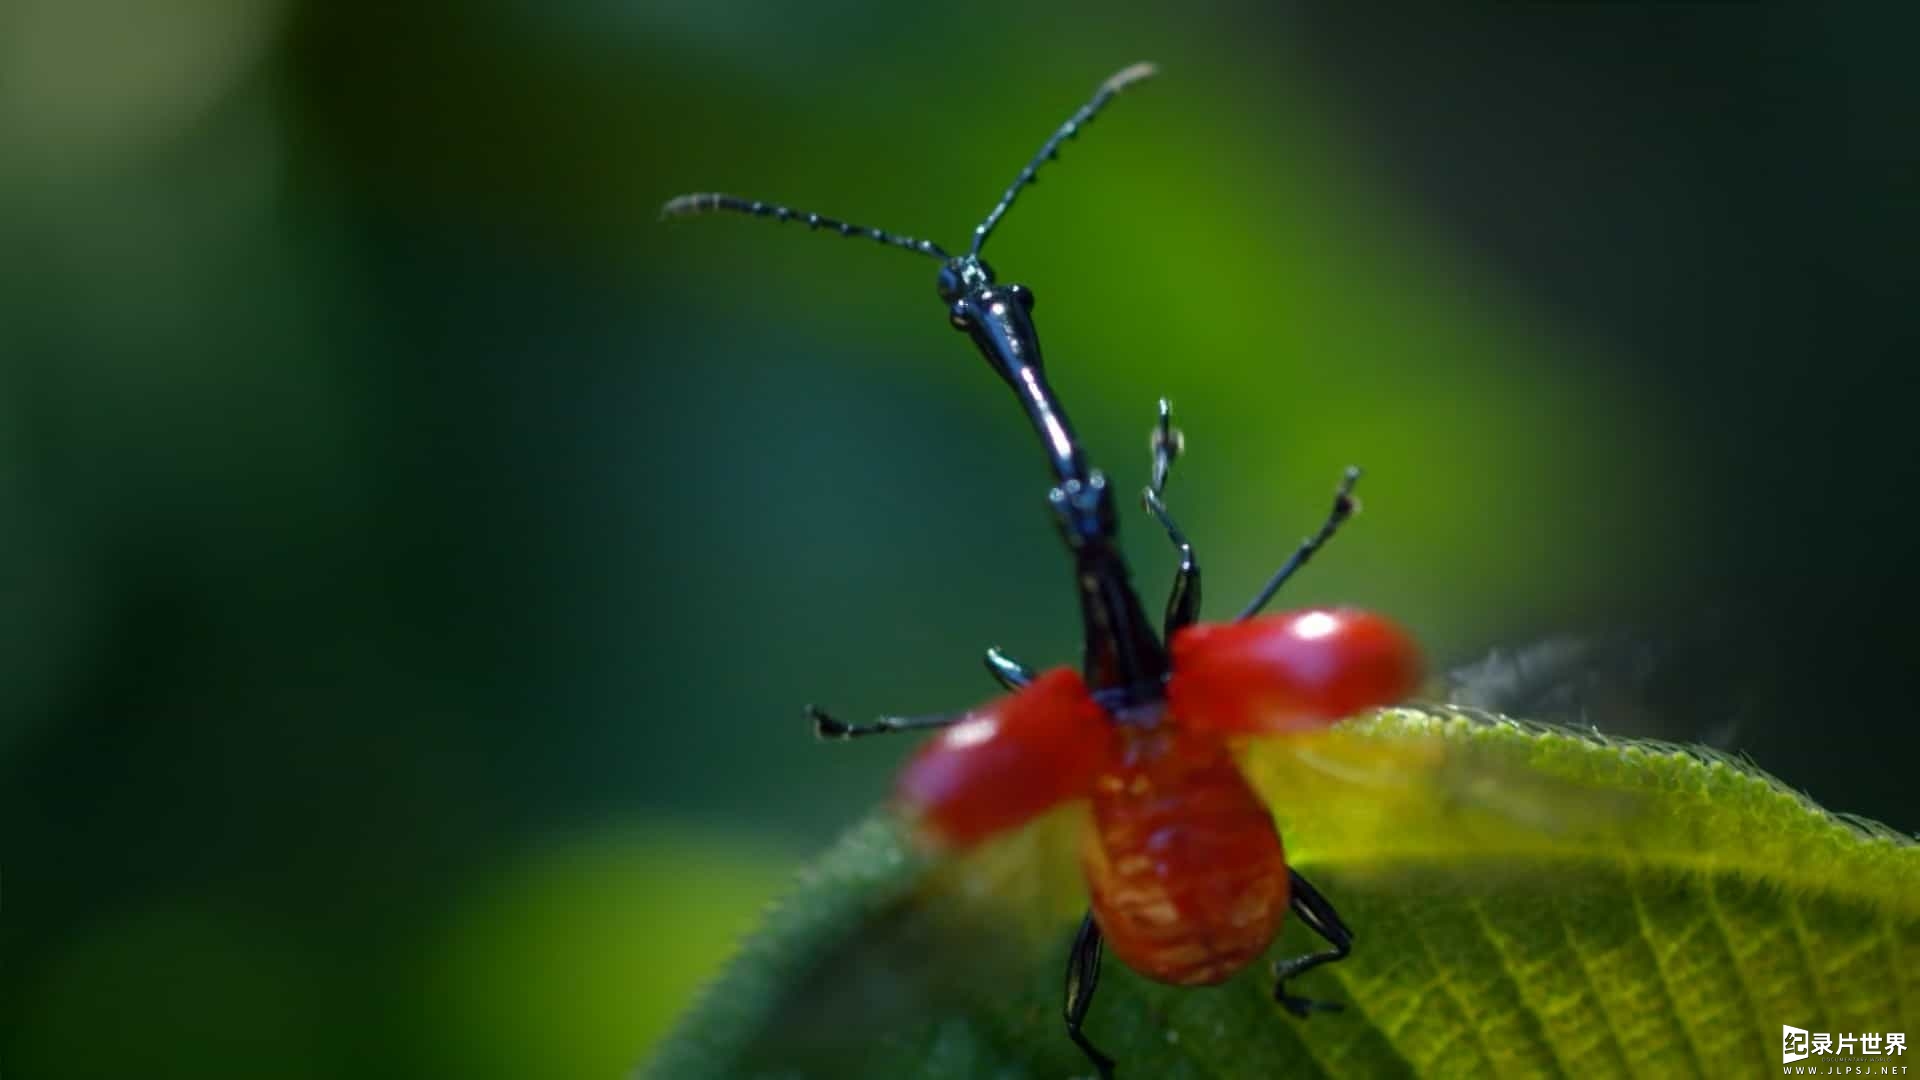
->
1011;284;1036;311
949;301;974;331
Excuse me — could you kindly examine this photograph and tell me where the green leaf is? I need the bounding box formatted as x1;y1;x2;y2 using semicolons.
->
643;711;1920;1078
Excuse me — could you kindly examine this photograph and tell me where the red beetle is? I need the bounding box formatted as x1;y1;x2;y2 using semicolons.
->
670;63;1422;1078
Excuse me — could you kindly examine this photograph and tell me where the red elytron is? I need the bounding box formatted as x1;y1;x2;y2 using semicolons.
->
896;608;1421;984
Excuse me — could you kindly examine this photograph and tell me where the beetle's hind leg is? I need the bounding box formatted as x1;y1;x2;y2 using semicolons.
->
1272;869;1353;1018
1065;910;1116;1079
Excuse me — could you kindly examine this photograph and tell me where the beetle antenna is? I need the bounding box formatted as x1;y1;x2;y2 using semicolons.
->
661;193;949;260
967;62;1158;257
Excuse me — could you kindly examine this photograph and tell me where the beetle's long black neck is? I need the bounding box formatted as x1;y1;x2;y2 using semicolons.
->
956;290;1087;484
954;287;1168;703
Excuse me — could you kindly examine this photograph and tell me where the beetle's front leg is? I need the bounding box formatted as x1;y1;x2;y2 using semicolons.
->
806;705;963;739
1239;467;1362;620
1144;398;1201;636
813;646;1039;739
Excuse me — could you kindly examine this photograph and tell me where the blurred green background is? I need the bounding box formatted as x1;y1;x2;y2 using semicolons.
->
3;4;1914;1077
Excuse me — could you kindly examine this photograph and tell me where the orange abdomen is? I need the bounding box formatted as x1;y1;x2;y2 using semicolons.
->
1080;728;1289;986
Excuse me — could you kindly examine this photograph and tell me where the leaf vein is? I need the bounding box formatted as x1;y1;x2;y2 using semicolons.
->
1464;893;1573;1080
1885;910;1912;1030
1550;890;1635;1077
1700;873;1773;1066
1782;886;1833;1032
1627;866;1707;1077
1389;888;1501;1076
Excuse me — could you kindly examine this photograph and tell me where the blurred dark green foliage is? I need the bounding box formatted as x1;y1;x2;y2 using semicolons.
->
2;4;1913;1077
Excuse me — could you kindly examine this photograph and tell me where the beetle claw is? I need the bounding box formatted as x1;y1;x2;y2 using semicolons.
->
806;705;851;739
1276;992;1344;1019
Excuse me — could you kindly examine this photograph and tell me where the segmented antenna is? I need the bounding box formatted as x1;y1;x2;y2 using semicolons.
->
968;62;1159;256
659;193;948;260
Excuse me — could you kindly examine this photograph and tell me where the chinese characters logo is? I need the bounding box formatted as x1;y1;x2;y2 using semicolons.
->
1784;1024;1907;1066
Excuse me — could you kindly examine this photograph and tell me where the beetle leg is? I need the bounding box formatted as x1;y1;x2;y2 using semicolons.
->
1272;868;1353;1017
1238;467;1362;620
983;646;1036;691
1065;910;1116;1079
1144;399;1202;636
1143;490;1200;638
806;705;960;740
813;648;1037;740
